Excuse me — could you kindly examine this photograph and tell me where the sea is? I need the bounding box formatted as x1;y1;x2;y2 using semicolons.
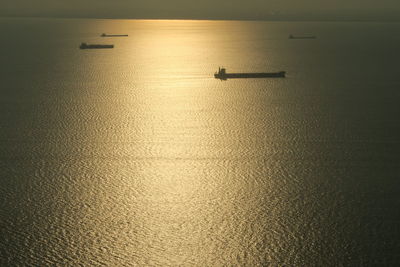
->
0;18;399;266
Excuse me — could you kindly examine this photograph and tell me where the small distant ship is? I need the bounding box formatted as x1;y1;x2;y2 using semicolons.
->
101;33;128;37
214;67;285;80
289;34;316;39
80;43;114;49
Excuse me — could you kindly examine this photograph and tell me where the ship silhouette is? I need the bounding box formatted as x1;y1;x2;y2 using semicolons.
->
214;67;285;80
79;43;114;49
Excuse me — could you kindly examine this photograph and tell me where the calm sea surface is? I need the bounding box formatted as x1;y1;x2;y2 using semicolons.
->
1;18;400;266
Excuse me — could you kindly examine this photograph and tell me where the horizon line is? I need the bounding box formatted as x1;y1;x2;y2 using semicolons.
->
1;14;400;23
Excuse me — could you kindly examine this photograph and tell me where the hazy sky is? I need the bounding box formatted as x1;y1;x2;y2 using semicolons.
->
2;0;400;20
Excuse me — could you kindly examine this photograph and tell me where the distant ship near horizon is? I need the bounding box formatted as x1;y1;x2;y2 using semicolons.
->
79;42;114;49
214;67;286;80
101;33;128;37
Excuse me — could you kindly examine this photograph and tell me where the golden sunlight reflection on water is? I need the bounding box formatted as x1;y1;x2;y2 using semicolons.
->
76;20;288;265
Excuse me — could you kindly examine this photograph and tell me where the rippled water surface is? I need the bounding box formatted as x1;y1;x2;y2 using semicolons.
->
1;18;400;266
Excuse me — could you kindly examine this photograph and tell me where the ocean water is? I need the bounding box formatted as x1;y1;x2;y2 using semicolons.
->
0;18;399;266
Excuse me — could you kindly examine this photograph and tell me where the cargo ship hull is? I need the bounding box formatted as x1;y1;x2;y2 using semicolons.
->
80;43;114;49
214;69;285;80
101;34;128;37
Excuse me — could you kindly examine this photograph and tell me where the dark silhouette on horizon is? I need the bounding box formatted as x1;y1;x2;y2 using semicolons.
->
79;42;114;49
101;33;128;37
214;67;286;80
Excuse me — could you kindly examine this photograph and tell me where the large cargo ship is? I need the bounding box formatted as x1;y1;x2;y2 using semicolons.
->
214;67;285;80
79;43;114;49
101;33;128;37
